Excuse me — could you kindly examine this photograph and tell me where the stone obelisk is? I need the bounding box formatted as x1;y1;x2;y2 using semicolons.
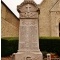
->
14;0;43;60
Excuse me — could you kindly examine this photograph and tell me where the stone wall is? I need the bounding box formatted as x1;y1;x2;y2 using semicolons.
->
38;0;58;37
50;0;60;37
1;2;19;37
1;0;60;37
50;12;60;37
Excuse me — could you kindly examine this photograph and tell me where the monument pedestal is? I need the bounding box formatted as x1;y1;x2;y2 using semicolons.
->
14;51;43;60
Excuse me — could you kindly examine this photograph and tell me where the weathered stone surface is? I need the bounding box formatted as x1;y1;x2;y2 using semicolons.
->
38;0;60;37
19;19;39;51
50;0;60;37
14;0;43;60
1;2;19;37
15;52;42;60
1;0;60;37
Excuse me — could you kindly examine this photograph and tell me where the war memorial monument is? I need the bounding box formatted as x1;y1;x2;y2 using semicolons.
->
14;0;43;60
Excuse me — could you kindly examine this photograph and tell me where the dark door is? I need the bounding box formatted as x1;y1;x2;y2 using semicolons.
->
59;23;60;36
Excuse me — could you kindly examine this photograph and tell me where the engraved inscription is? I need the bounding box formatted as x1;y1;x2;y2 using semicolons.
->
20;26;28;42
20;19;38;50
20;19;38;26
28;26;38;42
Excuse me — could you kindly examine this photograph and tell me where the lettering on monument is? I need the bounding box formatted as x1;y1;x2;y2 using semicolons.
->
20;19;38;26
20;26;28;42
20;19;39;50
29;26;38;42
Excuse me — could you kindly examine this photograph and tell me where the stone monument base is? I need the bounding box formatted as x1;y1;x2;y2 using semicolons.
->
13;51;43;60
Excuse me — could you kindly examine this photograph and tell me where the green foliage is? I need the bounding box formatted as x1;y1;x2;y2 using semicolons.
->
40;37;60;39
39;38;60;56
1;37;60;57
1;37;18;40
1;38;18;57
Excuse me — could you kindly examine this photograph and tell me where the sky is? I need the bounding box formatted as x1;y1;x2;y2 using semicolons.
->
2;0;43;18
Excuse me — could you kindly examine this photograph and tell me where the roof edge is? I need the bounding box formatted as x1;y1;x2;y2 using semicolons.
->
1;0;19;20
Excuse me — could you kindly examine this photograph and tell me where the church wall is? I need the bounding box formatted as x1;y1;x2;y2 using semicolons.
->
50;11;60;37
1;2;19;37
39;0;58;37
1;0;60;37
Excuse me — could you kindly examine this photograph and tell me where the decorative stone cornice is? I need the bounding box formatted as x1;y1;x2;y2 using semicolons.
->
17;0;38;12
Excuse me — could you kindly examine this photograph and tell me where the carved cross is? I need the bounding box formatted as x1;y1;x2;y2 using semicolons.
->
26;4;31;12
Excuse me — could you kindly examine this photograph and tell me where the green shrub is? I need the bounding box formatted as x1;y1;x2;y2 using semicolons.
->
1;38;18;57
1;37;18;40
39;37;60;56
40;37;60;39
1;37;60;57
